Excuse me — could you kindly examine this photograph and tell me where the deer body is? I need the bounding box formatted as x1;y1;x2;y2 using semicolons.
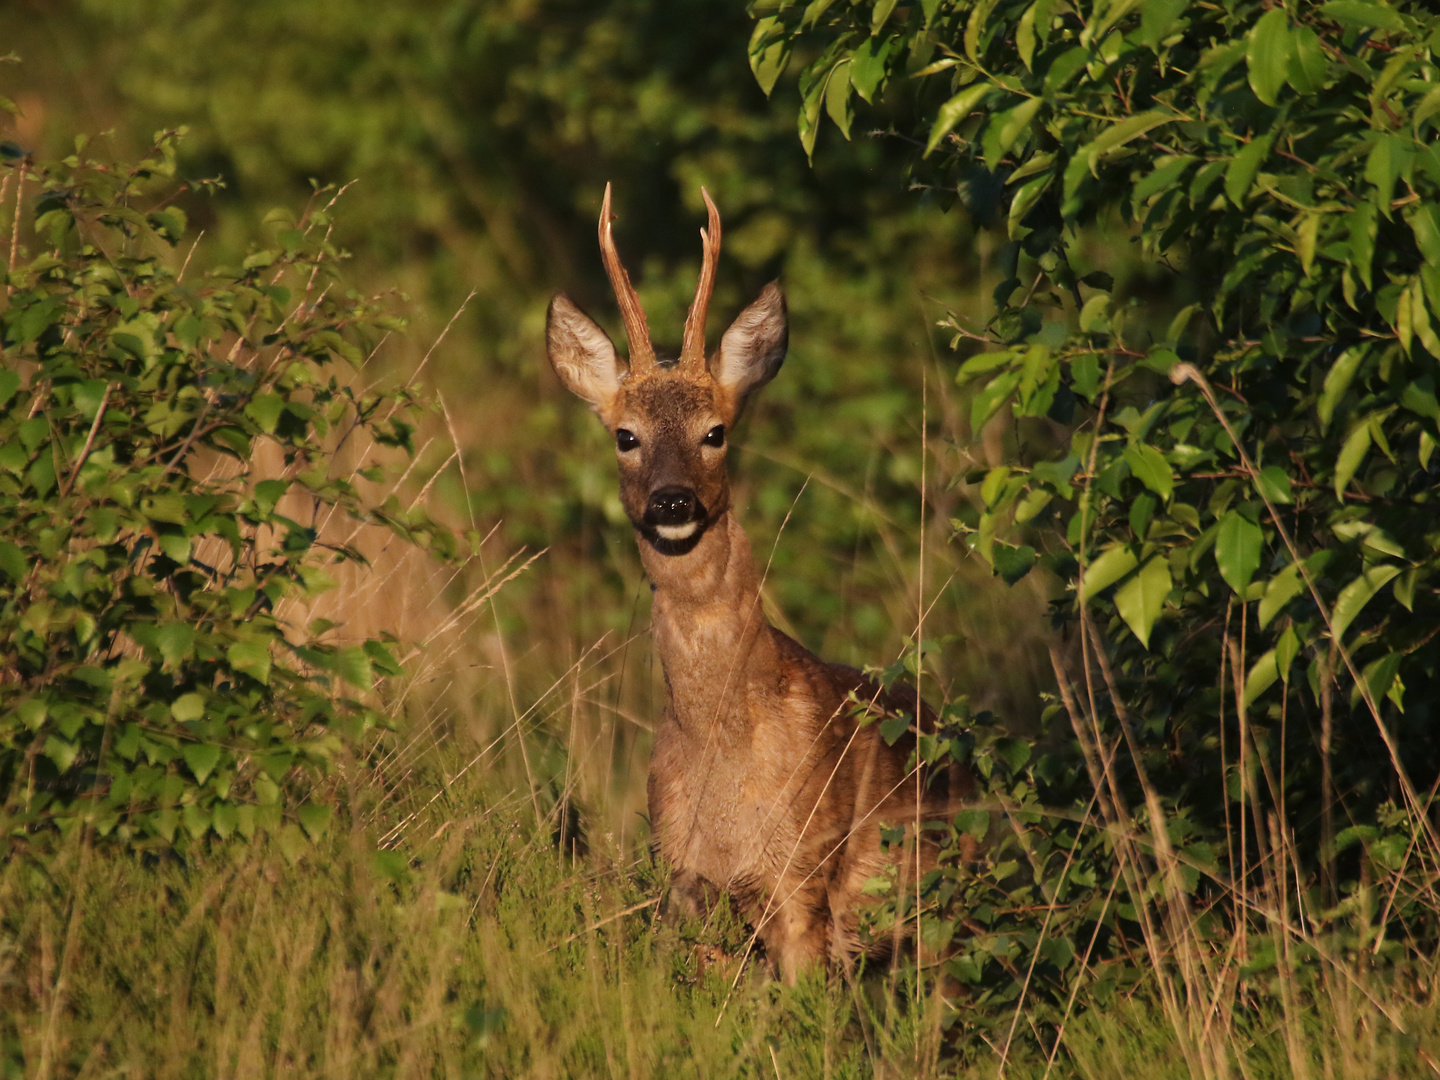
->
546;187;969;981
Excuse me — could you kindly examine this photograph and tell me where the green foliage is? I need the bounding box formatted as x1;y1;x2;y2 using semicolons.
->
762;0;1440;1043
0;135;451;849
0;2;1059;730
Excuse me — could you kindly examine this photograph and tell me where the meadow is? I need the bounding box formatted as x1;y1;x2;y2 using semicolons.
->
4;0;1440;1076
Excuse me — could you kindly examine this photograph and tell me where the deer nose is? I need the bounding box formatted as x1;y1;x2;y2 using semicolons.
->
645;487;699;526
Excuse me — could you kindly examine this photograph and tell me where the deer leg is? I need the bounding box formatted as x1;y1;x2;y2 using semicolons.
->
758;881;830;984
663;867;722;922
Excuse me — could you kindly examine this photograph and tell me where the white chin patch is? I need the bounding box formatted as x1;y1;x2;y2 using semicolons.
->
654;522;700;541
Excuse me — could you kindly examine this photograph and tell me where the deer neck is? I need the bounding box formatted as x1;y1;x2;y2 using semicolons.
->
639;510;778;741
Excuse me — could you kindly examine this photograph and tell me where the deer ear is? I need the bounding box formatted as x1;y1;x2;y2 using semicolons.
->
547;293;625;415
712;281;787;416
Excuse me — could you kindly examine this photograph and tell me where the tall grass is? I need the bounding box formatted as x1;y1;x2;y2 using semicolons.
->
4;722;1436;1079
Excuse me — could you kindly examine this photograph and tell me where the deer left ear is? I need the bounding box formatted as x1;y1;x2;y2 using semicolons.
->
712;281;787;417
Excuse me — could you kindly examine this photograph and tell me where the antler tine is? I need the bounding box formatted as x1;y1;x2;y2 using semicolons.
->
679;187;722;371
598;182;656;372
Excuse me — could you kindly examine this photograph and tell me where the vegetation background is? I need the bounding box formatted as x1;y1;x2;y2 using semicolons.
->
2;0;1056;821
2;0;1438;1076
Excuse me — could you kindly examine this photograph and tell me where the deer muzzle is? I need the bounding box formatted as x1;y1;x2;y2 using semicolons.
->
641;485;708;550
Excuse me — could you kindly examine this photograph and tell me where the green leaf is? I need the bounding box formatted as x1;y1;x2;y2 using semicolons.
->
1258;562;1305;629
1085;111;1174;174
849;37;888;102
1042;47;1088;95
0;540;26;581
44;736;79;773
158;532;191;565
1365;134;1407;217
1016;0;1039;69
1408;205;1440;267
992;542;1037;585
1215;510;1263;596
253;479;290;515
245;393;285;434
336;645;374;691
926;82;993;157
1246;8;1292;107
878;715;909;746
1114;556;1171;649
964;0;1000;60
212;802;240;840
227;638;272;685
1334;420;1372;498
1242;649;1279;709
1008;173;1053;239
1318;348;1364;432
983;97;1042;169
1318;0;1405;32
71;378;111;421
1331;564;1401;642
277;824;307;864
0;368;18;407
373;848;410;882
970;370;1021;432
1253;465;1292;505
754;13;789;91
1081;545;1139;600
170;692;206;722
1347;204;1377;291
364;639;404;677
1079;294;1110;334
995;737;1032;771
824;59;853;140
1286;26;1329;95
1139;0;1188;47
1226;135;1274;206
297;802;334;841
155;622;195;667
1134;155;1195;206
1123;444;1173;501
183;743;222;785
1359;652;1403;711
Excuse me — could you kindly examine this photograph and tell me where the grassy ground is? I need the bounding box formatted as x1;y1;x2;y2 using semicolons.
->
4;729;1437;1080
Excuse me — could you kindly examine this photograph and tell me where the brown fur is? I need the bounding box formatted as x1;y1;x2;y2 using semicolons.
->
545;194;971;982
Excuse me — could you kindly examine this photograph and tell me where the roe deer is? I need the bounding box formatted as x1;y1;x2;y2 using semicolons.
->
546;186;971;982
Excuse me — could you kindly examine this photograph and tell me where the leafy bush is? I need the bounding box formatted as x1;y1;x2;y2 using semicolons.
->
0;134;452;851
759;0;1440;1043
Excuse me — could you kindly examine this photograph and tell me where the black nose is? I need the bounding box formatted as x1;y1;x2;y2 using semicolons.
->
644;487;698;526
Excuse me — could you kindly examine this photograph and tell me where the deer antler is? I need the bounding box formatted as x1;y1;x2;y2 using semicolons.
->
679;187;721;372
598;182;656;373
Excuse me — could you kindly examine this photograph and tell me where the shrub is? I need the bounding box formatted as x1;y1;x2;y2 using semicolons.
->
757;0;1440;1046
0;133;453;852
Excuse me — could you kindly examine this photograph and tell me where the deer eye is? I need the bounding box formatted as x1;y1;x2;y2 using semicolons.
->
615;428;639;452
703;425;725;448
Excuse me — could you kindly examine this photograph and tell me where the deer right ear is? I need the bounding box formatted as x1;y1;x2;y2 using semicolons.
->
547;293;626;415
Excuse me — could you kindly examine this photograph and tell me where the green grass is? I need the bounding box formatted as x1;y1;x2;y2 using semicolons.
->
0;751;938;1080
4;731;1438;1080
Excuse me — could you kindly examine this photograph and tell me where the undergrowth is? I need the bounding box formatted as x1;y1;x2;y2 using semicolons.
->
2;736;1436;1080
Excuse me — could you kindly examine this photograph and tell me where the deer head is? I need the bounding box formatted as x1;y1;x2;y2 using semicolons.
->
547;185;788;556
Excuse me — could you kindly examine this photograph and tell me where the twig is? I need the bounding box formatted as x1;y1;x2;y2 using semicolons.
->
544;896;662;951
57;382;113;501
8;164;23;281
